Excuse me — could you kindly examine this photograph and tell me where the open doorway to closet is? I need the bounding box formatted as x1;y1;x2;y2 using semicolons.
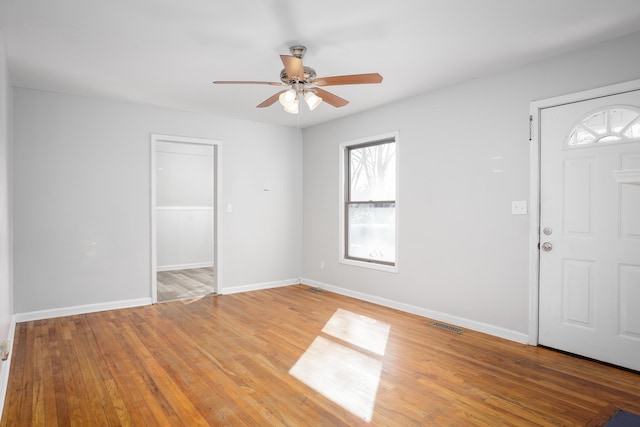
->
150;134;220;303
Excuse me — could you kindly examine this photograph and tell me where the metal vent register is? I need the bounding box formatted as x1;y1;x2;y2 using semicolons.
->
431;322;464;334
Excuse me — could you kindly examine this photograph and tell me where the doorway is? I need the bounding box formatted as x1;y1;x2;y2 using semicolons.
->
150;134;220;303
530;81;640;371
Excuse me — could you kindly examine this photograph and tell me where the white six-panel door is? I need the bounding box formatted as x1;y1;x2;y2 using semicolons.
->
539;90;640;371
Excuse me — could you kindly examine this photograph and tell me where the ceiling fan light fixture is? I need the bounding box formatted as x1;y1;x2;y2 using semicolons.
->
279;89;297;108
304;91;322;111
283;98;299;114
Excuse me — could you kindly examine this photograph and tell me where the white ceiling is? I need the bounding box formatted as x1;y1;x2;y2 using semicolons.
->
2;0;640;128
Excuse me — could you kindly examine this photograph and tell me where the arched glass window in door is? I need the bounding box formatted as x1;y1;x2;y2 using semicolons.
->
567;106;640;146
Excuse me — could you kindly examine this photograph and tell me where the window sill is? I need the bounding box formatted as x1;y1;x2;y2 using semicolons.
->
339;258;398;273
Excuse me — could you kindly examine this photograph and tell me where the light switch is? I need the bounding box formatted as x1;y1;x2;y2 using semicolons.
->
511;200;527;215
226;203;232;213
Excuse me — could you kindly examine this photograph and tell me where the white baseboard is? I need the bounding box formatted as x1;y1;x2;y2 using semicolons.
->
0;318;16;421
157;262;214;272
220;278;300;295
300;277;529;344
12;298;152;323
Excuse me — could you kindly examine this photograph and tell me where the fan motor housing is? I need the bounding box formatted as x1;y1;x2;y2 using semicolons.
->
280;66;317;84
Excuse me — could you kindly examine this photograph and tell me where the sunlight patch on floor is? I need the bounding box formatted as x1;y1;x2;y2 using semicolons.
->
322;308;391;356
289;336;382;421
289;309;391;422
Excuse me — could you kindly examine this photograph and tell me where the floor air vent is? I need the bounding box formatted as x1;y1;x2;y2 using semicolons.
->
431;322;464;334
306;287;325;294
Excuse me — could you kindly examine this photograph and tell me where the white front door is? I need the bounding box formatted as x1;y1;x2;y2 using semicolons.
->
539;89;640;371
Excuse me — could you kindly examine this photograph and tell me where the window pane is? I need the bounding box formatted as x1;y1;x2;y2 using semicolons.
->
623;121;640;139
349;143;396;201
347;203;395;263
609;108;639;133
568;126;596;146
582;110;607;135
567;107;640;146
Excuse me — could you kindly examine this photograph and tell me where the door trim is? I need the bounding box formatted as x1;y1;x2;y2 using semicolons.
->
528;79;640;345
150;134;222;303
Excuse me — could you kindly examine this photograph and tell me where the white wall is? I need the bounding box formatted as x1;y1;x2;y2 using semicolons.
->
13;88;303;313
155;141;214;207
0;32;13;342
302;31;640;338
156;208;213;270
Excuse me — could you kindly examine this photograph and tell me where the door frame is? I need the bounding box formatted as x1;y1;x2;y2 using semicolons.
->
150;134;222;303
528;78;640;345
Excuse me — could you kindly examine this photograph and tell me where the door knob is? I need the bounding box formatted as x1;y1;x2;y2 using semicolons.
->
541;242;553;252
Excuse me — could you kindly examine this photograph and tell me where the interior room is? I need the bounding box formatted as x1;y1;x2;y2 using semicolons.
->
1;1;640;425
154;138;216;302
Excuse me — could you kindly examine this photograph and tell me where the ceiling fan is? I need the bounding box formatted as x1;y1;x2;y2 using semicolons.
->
213;45;383;114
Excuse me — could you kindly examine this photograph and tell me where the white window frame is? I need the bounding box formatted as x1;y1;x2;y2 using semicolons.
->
338;131;399;273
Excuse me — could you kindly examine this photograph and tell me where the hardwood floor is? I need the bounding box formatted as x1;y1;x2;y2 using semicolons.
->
2;284;639;426
157;267;215;302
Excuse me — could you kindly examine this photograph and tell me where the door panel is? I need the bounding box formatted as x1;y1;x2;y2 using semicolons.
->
562;259;594;327
563;157;594;234
620;153;640;238
619;264;640;339
539;90;640;371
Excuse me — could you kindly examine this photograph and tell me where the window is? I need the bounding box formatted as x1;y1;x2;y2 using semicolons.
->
340;133;398;271
567;106;640;146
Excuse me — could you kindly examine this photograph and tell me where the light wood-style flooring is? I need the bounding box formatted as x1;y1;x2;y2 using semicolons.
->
2;284;640;426
157;267;215;302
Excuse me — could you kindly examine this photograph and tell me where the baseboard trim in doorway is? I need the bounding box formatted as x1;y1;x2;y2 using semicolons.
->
300;277;528;345
12;297;153;323
157;262;214;272
220;278;300;295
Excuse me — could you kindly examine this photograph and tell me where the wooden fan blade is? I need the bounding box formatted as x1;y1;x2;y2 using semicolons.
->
280;55;304;80
257;90;287;108
213;81;284;86
313;88;349;108
313;73;383;86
